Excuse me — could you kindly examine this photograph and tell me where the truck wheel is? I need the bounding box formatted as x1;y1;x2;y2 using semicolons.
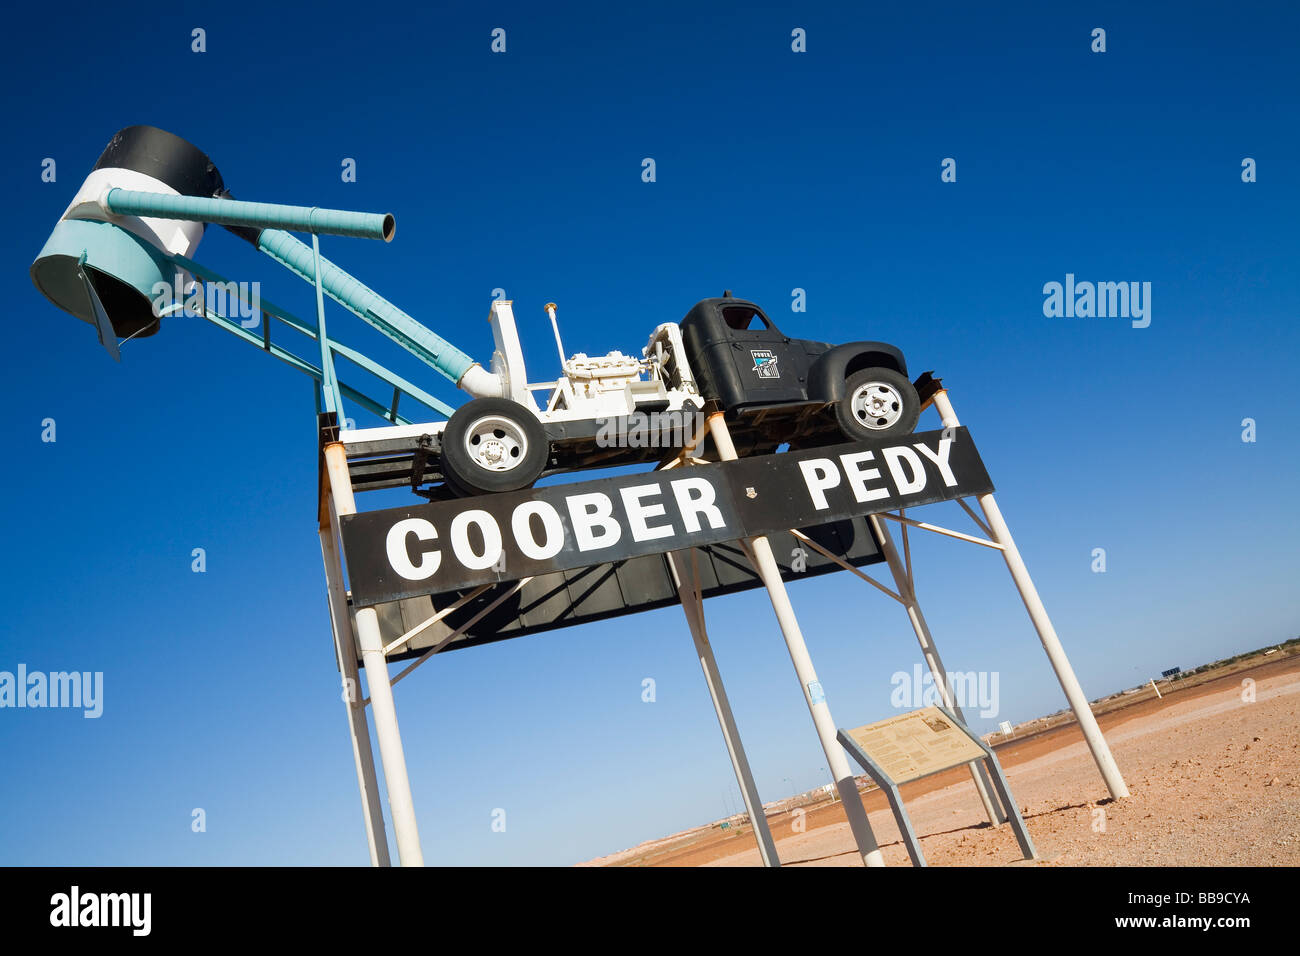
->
441;398;549;496
834;367;920;441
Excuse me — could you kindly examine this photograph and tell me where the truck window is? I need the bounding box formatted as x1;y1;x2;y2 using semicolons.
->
722;306;771;331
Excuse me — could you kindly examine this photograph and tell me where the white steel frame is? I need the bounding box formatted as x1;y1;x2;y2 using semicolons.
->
317;383;1129;867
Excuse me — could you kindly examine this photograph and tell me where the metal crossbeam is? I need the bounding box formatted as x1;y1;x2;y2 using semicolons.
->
789;529;903;603
875;510;1005;550
367;578;535;701
381;585;493;656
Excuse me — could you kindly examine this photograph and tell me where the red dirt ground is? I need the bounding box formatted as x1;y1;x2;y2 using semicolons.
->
585;653;1300;866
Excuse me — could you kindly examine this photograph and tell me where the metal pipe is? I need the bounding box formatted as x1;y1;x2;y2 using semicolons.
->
113;188;498;396
100;188;395;240
319;510;391;866
311;234;337;415
875;510;1005;550
932;389;1130;800
324;441;426;865
867;514;1008;825
255;229;482;390
666;547;781;867
544;302;568;369
709;412;886;867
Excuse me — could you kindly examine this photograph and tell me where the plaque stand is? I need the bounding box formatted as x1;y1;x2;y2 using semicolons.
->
837;706;1037;867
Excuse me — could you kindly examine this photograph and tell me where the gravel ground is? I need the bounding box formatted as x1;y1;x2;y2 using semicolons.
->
694;665;1300;866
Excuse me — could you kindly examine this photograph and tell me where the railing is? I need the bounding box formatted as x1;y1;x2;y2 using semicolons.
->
104;189;472;428
169;254;455;426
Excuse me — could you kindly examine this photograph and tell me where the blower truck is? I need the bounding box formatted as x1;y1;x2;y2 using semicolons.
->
32;126;920;497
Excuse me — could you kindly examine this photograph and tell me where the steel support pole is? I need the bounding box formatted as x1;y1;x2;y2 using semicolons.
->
323;441;427;864
931;389;1130;800
867;514;1008;825
666;548;781;867
708;413;886;867
319;510;391;866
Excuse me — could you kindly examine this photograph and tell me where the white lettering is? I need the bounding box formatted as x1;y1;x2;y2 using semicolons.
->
449;510;503;570
670;477;725;533
838;451;890;503
566;493;622;551
620;484;675;542
510;501;564;560
386;518;441;580
882;447;926;494
913;438;957;486
798;458;841;510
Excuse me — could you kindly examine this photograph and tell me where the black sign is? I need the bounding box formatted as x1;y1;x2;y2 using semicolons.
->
339;427;992;606
1161;667;1181;678
368;521;885;662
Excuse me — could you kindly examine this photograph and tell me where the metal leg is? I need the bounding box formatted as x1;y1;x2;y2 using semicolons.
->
324;441;426;865
667;548;781;867
932;390;1130;801
868;515;1008;825
880;781;926;867
836;731;925;866
933;706;1038;861
319;512;391;866
709;413;886;867
980;756;1037;860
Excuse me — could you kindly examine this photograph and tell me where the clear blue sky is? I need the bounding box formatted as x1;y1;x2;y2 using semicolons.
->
1;0;1297;866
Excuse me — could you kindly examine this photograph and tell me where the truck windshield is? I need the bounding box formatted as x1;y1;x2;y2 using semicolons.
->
722;306;770;331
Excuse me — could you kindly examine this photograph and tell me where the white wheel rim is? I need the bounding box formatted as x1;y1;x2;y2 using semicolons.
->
463;416;529;473
850;381;905;430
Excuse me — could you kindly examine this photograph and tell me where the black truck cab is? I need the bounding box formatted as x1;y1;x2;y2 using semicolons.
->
679;295;917;445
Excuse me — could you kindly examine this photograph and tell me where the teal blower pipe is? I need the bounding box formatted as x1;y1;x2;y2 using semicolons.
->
101;188;395;241
255;228;476;386
103;186;477;386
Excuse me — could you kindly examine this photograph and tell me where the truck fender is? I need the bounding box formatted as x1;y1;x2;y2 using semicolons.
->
807;342;909;403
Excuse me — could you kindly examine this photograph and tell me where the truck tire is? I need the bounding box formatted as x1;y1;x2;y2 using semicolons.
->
834;367;920;441
441;398;549;496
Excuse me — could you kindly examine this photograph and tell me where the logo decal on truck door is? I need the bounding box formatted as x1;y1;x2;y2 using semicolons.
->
751;349;780;379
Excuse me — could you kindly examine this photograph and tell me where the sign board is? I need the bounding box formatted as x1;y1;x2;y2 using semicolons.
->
364;520;883;662
1161;667;1181;678
841;706;989;786
339;427;993;607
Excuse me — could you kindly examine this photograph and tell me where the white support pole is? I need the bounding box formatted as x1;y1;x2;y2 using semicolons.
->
666;548;781;867
1149;679;1162;700
319;510;391;866
931;389;1130;800
323;441;428;864
708;413;886;867
867;515;1008;825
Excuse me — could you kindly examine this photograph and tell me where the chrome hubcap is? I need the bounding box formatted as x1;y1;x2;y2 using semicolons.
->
850;382;904;430
464;416;528;472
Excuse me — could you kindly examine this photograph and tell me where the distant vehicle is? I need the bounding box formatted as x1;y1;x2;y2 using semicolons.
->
435;293;920;496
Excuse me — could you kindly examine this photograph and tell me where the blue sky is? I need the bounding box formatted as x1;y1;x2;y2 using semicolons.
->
1;0;1297;866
